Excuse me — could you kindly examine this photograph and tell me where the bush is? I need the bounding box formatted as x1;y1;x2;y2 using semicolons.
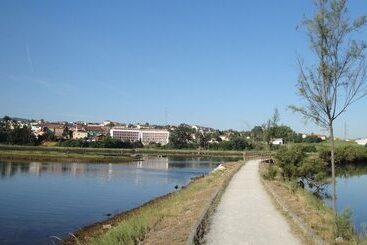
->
302;135;323;143
274;145;307;180
58;137;144;149
262;164;278;180
336;209;355;241
319;145;367;166
274;145;328;186
209;137;252;151
300;144;317;153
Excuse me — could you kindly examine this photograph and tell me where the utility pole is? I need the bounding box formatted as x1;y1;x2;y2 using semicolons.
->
344;122;348;141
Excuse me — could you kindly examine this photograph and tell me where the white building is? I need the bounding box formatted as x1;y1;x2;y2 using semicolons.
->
110;129;170;145
272;138;284;145
355;138;367;146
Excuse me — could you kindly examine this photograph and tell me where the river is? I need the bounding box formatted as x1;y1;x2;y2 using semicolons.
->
324;166;367;233
0;156;234;244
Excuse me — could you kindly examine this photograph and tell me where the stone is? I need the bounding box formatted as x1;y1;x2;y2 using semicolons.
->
335;237;344;243
102;224;112;229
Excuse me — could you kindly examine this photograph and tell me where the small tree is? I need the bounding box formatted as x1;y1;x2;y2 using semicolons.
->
291;0;367;221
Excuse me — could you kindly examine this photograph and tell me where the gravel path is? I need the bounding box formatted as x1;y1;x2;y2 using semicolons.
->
205;160;301;245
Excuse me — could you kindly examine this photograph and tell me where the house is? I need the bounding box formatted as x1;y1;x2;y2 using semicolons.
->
40;123;66;138
272;138;284;145
355;138;367;146
86;125;108;137
73;130;88;139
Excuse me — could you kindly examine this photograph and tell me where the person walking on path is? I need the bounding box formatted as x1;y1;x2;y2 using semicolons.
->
205;160;300;245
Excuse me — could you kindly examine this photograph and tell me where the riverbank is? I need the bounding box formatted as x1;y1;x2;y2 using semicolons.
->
63;161;243;245
260;162;367;244
0;149;138;163
0;144;244;162
0;144;244;156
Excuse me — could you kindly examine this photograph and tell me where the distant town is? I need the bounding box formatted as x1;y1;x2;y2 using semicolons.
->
1;116;366;148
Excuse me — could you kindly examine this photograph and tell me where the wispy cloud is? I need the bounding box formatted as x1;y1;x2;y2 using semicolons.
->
25;40;34;73
7;75;73;96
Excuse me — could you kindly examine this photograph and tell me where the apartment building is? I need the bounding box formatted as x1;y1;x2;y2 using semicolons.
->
110;128;169;145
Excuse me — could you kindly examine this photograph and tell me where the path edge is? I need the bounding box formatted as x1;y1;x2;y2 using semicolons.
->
186;161;245;245
260;164;326;245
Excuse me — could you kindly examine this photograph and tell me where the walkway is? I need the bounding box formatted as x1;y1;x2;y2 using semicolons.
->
205;160;301;245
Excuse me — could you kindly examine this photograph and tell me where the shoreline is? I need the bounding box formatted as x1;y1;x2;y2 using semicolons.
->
62;189;176;245
63;161;243;245
0;144;245;163
0;150;139;163
0;144;244;156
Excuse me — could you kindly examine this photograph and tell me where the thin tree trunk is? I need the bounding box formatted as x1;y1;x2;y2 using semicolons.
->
329;123;337;236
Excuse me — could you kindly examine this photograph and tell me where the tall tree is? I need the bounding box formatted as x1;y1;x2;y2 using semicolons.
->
169;124;194;149
291;0;367;222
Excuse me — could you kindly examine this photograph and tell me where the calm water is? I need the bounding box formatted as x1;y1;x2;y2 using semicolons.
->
0;156;226;245
325;166;367;232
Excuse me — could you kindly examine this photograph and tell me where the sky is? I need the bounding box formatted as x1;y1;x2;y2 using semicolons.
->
0;1;366;138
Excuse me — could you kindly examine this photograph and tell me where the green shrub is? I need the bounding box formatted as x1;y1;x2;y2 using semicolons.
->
275;145;328;187
262;164;278;180
274;145;307;180
319;145;367;166
300;144;317;152
302;135;323;143
336;209;355;241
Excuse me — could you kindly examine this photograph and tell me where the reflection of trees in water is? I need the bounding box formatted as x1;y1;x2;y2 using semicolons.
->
337;164;367;178
0;162;96;177
313;164;367;201
0;162;31;177
136;156;217;169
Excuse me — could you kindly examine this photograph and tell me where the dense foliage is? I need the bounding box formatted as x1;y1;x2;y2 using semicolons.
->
319;145;367;166
274;145;328;186
58;137;143;148
0;116;36;145
208;137;252;151
168;124;253;150
168;125;196;149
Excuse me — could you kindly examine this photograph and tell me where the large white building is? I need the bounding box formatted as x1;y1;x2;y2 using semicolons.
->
110;128;170;145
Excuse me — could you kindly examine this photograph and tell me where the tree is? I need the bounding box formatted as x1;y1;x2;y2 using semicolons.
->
250;126;264;142
169;124;194;149
291;0;367;220
263;108;282;146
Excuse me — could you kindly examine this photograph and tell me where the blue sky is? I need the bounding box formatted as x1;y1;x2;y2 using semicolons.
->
0;1;366;138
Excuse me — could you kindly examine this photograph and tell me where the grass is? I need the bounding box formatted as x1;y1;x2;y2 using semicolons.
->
261;162;367;244
0;144;245;158
0;149;137;163
64;162;242;245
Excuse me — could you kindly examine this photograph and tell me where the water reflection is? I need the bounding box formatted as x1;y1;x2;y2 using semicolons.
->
0;156;225;245
324;165;367;233
0;156;222;178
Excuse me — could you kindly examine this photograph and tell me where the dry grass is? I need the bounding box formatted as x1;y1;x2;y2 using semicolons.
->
268;180;334;242
64;162;242;245
260;163;335;244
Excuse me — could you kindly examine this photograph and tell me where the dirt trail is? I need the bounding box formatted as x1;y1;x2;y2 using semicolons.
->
205;160;301;245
